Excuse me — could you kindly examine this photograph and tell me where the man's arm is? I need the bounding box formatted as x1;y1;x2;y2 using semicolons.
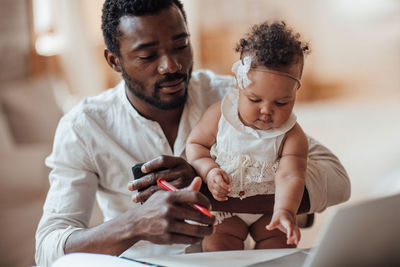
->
36;120;214;267
64;182;214;255
303;136;350;213
37;167;214;267
35;118;99;266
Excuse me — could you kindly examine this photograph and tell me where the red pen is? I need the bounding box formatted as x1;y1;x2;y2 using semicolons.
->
157;178;213;218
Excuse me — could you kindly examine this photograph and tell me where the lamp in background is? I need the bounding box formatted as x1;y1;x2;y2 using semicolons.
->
32;0;107;98
33;0;65;56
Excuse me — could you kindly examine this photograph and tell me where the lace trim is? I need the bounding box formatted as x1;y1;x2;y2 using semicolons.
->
211;146;278;199
212;211;234;225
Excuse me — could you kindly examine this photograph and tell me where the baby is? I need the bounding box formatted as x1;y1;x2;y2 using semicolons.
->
186;21;310;251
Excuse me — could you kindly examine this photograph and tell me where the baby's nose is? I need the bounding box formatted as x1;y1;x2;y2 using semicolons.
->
260;104;273;115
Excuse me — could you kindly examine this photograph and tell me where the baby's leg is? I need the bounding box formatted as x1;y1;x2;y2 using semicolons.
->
249;214;296;249
202;216;249;252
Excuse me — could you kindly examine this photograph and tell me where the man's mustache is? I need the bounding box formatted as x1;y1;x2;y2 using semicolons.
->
155;73;187;89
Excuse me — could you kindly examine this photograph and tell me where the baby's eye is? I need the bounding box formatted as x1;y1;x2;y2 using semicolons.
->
248;97;261;103
275;101;289;106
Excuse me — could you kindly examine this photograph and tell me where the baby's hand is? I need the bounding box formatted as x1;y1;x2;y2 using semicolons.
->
266;209;301;245
206;168;232;201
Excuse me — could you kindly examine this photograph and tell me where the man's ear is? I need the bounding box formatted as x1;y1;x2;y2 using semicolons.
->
104;48;122;72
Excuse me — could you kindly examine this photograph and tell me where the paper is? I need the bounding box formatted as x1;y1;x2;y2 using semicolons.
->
52;253;146;267
136;249;300;267
52;249;302;267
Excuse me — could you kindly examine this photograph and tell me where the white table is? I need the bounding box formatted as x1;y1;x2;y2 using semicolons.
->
52;249;305;267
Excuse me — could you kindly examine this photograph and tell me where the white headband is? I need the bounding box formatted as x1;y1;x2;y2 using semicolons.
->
232;55;301;89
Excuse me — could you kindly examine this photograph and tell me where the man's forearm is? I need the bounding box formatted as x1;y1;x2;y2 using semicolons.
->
64;212;139;256
65;188;216;257
202;183;310;214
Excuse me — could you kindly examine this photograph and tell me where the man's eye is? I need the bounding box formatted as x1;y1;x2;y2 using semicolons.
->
175;38;189;50
138;54;156;61
176;44;188;50
275;102;289;106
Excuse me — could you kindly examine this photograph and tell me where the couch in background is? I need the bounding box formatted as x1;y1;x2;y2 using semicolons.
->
0;77;62;267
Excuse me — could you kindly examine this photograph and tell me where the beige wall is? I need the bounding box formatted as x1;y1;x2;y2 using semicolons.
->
21;0;399;102
0;0;31;83
186;0;400;101
3;0;399;102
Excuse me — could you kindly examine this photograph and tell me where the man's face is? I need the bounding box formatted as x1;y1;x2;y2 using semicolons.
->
117;5;193;110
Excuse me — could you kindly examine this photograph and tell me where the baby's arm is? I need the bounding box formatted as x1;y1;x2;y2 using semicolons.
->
186;101;231;201
266;123;308;245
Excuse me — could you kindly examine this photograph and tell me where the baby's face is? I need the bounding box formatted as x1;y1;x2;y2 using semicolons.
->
238;67;300;130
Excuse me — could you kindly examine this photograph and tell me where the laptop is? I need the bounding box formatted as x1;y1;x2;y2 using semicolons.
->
250;193;400;267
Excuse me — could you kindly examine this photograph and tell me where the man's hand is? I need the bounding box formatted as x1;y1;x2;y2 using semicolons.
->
266;209;301;245
65;178;214;256
128;155;197;203
131;177;215;244
205;168;232;201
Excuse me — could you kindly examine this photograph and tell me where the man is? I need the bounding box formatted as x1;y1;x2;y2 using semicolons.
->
35;0;350;266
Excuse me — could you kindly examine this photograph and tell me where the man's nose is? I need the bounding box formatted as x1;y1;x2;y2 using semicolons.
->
157;54;182;74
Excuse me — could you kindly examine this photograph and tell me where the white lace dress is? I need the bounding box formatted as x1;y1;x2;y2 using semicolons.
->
210;88;297;224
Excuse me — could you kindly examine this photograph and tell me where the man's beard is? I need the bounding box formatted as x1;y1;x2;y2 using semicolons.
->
121;66;192;110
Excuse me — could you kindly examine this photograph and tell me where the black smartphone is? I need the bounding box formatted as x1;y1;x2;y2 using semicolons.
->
132;162;148;192
131;162;167;192
132;162;146;179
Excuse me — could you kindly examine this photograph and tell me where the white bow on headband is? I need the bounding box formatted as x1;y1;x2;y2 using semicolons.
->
231;55;253;89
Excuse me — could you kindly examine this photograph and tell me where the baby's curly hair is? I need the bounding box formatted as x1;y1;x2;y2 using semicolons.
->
236;21;310;70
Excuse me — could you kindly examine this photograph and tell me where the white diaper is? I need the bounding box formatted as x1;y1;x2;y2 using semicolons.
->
212;211;263;226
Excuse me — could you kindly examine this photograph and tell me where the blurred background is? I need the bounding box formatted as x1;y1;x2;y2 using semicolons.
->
0;0;399;266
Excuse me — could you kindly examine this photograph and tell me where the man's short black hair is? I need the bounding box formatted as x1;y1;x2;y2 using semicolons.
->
102;0;186;57
236;21;310;70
